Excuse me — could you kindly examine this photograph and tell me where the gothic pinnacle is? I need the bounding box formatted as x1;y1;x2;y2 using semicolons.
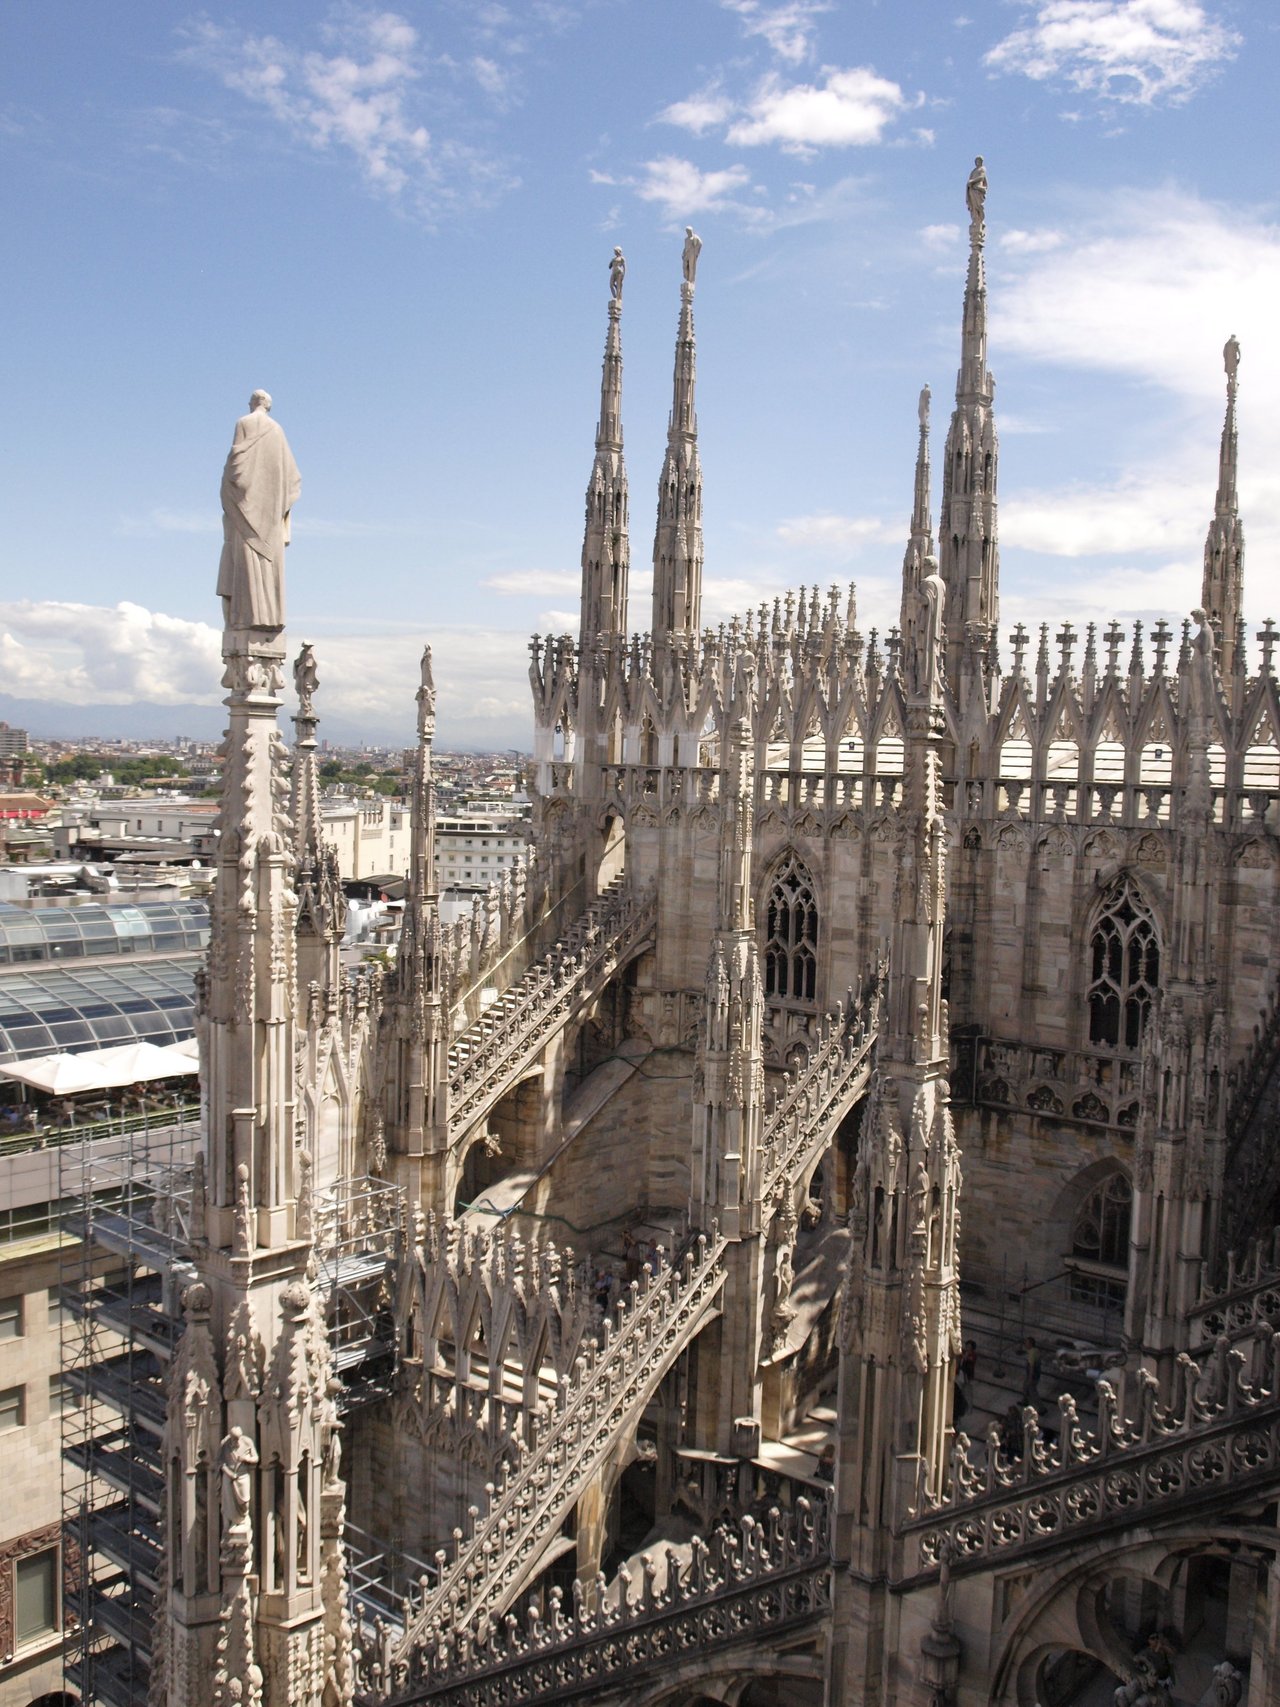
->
940;155;1000;672
579;248;630;647
652;227;705;643
1201;335;1245;670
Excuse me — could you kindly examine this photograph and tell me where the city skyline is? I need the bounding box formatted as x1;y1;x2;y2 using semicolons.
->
2;0;1277;746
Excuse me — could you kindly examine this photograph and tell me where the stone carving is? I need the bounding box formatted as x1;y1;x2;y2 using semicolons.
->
609;245;625;300
217;390;301;631
358;1497;829;1703
219;1426;259;1533
965;155;987;229
682;225;702;286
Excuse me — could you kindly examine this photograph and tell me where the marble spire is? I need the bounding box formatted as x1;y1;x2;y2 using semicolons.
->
651;227;705;644
938;156;999;682
1201;335;1245;674
579;248;630;648
385;645;447;1197
164;394;349;1707
291;642;343;998
899;385;937;697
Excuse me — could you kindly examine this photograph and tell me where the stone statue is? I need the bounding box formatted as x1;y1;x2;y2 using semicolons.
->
682;226;702;286
294;643;319;716
218;390;301;632
918;383;930;429
1203;1660;1243;1706
965;155;987;228
219;1425;259;1531
609;246;625;301
1223;334;1240;383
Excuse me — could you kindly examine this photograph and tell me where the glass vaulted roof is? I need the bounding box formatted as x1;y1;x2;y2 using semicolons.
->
0;954;200;1063
0;899;208;966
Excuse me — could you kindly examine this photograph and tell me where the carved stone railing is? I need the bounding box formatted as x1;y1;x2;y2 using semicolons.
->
761;969;884;1199
1189;1227;1280;1351
388;1231;729;1666
962;1034;1143;1132
354;1498;830;1706
446;880;657;1141
904;1331;1280;1577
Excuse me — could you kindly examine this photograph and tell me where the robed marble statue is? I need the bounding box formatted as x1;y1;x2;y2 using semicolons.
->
218;390;301;631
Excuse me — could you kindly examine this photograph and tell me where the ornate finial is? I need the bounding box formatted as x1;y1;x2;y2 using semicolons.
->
682;226;702;288
293;643;318;721
609;246;625;302
965;155;987;239
918;383;931;429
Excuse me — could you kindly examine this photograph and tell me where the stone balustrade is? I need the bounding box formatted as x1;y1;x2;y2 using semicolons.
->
388;1231;729;1667
761;969;884;1198
446;880;657;1141
962;1034;1143;1132
353;1497;829;1706
905;1330;1280;1576
1190;1227;1280;1351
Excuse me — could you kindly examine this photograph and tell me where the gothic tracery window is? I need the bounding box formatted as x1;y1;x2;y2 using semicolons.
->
764;852;818;1004
1087;876;1159;1051
1069;1170;1132;1308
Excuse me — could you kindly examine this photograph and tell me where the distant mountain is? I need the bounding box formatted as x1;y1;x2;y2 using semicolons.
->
0;692;526;752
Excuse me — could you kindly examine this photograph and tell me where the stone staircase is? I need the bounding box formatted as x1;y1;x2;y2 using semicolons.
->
354;1496;830;1706
386;1230;729;1671
446;879;657;1142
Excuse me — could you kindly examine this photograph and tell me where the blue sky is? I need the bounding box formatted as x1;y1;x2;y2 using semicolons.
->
2;0;1277;746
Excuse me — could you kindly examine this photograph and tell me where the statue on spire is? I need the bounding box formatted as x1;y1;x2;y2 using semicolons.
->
918;383;931;429
682;226;702;287
1224;333;1240;386
609;246;626;301
965;155;987;234
217;390;301;633
293;643;318;721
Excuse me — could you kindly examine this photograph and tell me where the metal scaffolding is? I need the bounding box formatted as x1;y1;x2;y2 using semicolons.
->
56;1120;404;1704
57;1116;197;1707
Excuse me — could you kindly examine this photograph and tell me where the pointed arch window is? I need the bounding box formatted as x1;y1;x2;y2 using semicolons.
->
764;852;818;1004
1087;876;1159;1051
1069;1170;1131;1308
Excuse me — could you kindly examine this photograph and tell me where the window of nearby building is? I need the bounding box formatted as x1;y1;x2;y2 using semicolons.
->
1087;876;1159;1051
0;1384;25;1429
763;852;819;1004
0;1294;22;1339
49;1374;78;1416
14;1545;59;1646
1069;1171;1132;1309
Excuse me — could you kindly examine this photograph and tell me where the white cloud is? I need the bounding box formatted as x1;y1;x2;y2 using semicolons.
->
0;601;223;705
0;600;538;743
471;56;510;101
1001;479;1205;556
1000;226;1065;254
721;0;833;64
180;9;518;217
658;89;736;135
992;187;1280;586
776;513;899;550
117;507;220;537
726;67;913;152
920;221;962;248
985;1;1240;106
484;569;580;597
632;156;757;218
